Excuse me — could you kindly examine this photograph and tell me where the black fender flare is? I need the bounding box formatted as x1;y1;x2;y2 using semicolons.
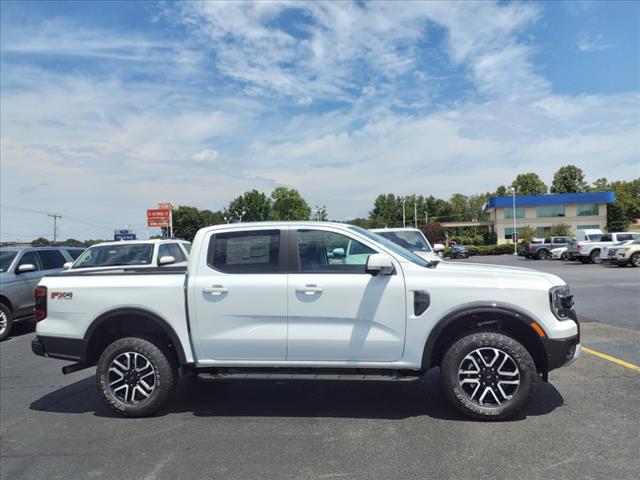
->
84;307;188;365
421;302;546;370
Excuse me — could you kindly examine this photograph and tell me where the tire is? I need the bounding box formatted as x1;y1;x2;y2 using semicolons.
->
630;252;640;268
0;304;13;341
536;249;549;260
440;331;538;421
590;249;602;264
96;336;178;417
561;251;569;261
579;257;591;264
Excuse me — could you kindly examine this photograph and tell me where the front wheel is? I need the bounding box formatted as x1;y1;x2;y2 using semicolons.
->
630;252;640;267
561;251;570;261
440;331;538;420
0;304;13;341
96;336;178;417
536;249;549;260
590;249;602;264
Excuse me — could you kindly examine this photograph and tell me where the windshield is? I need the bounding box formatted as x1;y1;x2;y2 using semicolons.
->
73;244;154;268
348;226;430;267
586;234;603;241
376;230;432;252
0;251;18;272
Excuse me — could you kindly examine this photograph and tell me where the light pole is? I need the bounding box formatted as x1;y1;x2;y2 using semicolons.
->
414;203;417;229
402;199;406;228
237;210;246;223
425;211;428;226
509;186;517;254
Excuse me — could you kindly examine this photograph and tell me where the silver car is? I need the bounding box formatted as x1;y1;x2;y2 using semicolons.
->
0;246;84;340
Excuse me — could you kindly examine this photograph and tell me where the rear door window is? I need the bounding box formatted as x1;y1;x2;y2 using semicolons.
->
39;250;67;270
208;230;281;273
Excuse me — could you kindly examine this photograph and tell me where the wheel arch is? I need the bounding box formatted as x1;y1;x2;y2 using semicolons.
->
84;307;187;366
0;295;14;313
422;303;548;373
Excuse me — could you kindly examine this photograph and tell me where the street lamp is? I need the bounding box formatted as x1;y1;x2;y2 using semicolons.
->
402;198;406;228
237;210;246;223
509;186;517;255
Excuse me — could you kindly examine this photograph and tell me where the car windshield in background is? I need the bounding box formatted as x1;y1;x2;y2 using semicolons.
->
376;231;432;252
73;244;154;268
0;251;18;272
348;226;430;267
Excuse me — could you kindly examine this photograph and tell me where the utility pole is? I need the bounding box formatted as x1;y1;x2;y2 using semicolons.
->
414;203;417;229
47;214;62;243
425;211;428;226
402;199;406;228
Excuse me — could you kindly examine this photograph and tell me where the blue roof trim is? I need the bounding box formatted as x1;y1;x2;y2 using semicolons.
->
488;191;615;208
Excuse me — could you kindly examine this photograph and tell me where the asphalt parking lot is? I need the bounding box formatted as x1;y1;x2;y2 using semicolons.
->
1;255;639;480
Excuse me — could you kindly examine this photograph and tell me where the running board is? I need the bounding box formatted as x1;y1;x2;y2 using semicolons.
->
197;370;421;382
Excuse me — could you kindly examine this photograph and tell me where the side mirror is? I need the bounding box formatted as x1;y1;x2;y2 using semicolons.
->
365;253;395;276
63;262;73;270
158;255;176;266
17;264;36;274
433;243;445;253
331;248;345;258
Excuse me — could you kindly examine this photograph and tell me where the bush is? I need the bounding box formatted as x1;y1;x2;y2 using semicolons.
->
443;244;515;257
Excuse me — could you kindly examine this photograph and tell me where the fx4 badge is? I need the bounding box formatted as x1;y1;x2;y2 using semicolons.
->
51;291;73;300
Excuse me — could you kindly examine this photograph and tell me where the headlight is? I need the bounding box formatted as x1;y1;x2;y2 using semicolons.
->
549;285;574;321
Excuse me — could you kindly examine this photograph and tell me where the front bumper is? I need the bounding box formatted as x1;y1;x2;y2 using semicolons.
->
31;335;88;362
540;309;580;371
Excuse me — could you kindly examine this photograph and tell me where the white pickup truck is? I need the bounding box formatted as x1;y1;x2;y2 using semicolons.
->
32;222;580;420
572;232;640;264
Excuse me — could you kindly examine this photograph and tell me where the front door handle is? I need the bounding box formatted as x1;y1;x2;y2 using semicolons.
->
203;285;229;295
295;285;323;295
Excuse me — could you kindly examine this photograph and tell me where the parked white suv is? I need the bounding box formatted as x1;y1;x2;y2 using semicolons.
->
370;228;441;263
32;222;579;420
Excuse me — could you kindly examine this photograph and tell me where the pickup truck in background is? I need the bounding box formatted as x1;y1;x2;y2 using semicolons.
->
525;237;572;260
571;232;640;264
32;222;580;421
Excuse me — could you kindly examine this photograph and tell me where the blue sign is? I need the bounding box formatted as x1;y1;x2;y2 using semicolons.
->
114;229;136;241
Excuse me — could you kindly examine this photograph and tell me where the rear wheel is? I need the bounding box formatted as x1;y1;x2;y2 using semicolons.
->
0;304;13;341
96;336;178;417
561;251;570;261
630;252;640;267
590;249;602;264
440;331;537;420
536;249;549;260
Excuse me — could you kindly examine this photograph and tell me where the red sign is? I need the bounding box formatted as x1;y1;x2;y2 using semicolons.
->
147;209;170;219
147;218;170;228
157;202;173;210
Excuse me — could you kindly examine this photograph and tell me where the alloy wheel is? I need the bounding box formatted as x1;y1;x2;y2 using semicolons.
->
108;351;156;405
0;311;7;336
458;347;520;407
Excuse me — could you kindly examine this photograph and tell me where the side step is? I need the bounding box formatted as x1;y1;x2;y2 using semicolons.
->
197;369;421;383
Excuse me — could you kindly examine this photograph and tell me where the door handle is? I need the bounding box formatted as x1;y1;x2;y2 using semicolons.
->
203;285;229;295
296;285;323;295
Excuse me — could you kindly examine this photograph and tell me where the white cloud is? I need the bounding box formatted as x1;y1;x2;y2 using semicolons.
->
577;33;614;52
190;149;219;162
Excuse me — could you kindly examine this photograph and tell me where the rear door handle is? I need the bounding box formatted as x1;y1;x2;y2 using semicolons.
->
296;285;323;295
203;285;229;295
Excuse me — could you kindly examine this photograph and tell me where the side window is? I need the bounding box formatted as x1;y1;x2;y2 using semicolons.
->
39;250;67;270
167;243;186;262
66;249;85;260
18;251;42;271
617;234;632;242
297;229;376;273
208;230;280;273
182;243;191;254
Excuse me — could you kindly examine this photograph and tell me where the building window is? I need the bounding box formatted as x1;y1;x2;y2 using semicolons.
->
577;224;599;230
536;205;565;218
504;227;525;240
576;203;599;216
536;227;551;238
504;207;525;219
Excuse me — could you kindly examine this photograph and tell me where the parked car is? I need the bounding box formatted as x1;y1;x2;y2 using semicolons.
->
550;246;569;260
70;239;190;270
518;238;543;257
33;222;579;421
450;245;469;259
571;232;640;264
607;238;640;267
566;229;603;260
601;239;636;260
525;237;572;260
0;245;84;340
370;228;441;263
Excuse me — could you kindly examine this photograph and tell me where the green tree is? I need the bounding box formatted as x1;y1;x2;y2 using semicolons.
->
422;222;446;244
468;193;491;221
517;226;536;243
495;185;508;197
62;238;84;247
591;177;609;191
31;237;50;245
549;223;572;236
270;187;311;220
607;179;640;232
550;165;588;193
511;173;547;195
171;206;224;241
345;218;372;229
369;194;403;227
227;190;271;222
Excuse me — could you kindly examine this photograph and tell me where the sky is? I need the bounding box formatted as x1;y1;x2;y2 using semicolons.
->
1;0;639;241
